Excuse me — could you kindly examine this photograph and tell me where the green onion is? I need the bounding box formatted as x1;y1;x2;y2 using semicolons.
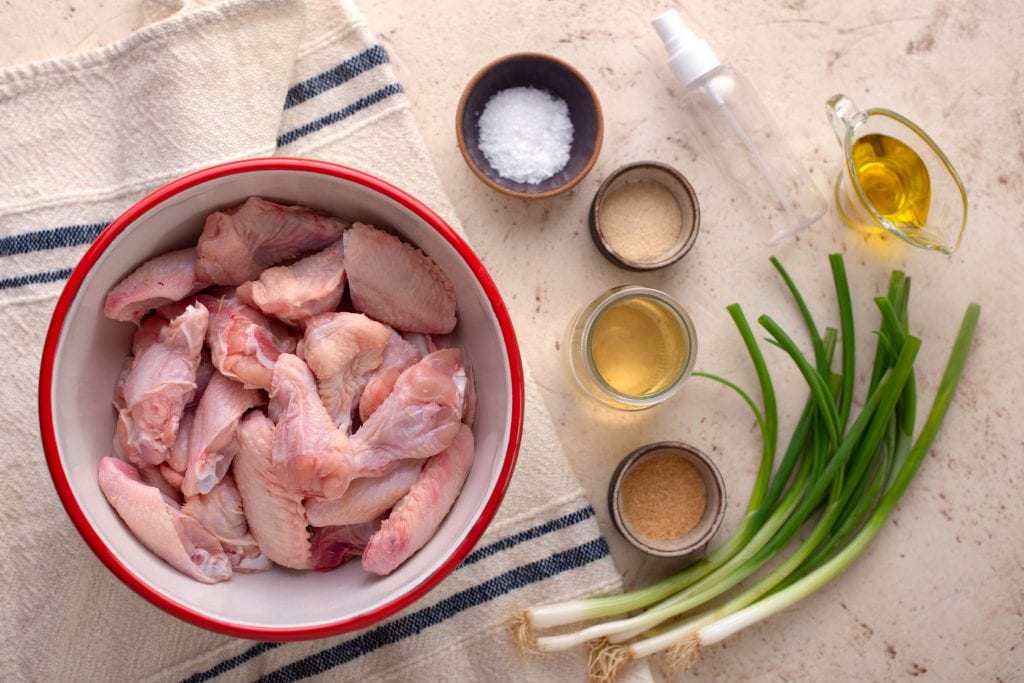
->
769;256;826;372
829;254;856;430
689;303;978;653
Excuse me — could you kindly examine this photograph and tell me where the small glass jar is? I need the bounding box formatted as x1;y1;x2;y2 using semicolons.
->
566;285;697;410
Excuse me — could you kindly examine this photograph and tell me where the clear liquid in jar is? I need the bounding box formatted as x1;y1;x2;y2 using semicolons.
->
589;296;689;397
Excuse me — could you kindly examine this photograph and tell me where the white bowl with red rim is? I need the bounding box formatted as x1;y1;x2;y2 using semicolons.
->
38;158;524;640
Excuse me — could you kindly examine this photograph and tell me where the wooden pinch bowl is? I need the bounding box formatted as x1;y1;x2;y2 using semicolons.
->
456;53;603;199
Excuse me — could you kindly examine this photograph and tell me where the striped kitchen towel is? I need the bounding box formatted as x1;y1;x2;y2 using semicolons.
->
0;0;651;681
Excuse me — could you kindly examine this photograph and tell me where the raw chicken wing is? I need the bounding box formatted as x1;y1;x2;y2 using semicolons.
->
98;456;231;584
233;411;312;570
311;522;378;572
189;351;216;408
138;464;182;504
112;356;133;412
350;348;466;478
165;408;193;474
301;312;391;432
460;357;477;427
181;371;263;496
357;331;423;423
429;335;478;427
362;424;475;576
182;474;272;572
202;295;296;390
305;459;424;527
269;354;352;498
195;197;347;285
236;238;346;326
403;333;437;357
160;464;185;490
132;315;167;357
100;197;478;584
104;248;203;323
343;223;456;334
118;303;208;466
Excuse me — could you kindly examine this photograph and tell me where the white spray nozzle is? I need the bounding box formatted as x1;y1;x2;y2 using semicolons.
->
652;9;721;87
652;10;697;53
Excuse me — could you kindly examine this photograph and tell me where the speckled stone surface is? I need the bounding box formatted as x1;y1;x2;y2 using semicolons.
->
3;1;1021;680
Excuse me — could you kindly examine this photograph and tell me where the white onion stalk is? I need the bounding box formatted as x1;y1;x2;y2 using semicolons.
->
525;600;600;630
534;487;805;651
640;507;880;668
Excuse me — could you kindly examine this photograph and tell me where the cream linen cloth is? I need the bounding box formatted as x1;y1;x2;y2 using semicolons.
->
0;0;653;681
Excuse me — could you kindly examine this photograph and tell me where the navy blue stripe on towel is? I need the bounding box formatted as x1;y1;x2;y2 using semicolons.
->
0;48;393;290
182;642;285;683
0;267;72;291
284;45;390;110
0;222;107;259
276;83;404;147
258;538;610;683
459;506;594;568
182;519;607;683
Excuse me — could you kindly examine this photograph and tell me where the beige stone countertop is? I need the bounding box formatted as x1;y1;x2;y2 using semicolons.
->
3;0;1022;680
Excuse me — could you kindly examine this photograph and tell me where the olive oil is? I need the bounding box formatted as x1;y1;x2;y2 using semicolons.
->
850;134;931;228
590;296;689;397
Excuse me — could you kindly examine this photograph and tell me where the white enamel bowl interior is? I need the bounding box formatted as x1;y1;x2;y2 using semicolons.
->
47;167;517;634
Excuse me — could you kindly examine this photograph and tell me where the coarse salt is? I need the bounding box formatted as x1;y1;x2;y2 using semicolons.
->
477;86;574;184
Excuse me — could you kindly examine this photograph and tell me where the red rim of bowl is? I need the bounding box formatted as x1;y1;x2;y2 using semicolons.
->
37;157;525;641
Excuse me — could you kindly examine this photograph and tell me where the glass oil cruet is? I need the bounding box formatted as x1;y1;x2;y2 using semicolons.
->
826;93;968;254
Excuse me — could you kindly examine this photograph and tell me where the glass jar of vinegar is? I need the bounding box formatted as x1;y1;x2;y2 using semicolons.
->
566;286;697;410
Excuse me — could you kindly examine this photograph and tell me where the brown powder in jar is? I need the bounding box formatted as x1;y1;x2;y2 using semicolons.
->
599;180;684;263
621;453;706;542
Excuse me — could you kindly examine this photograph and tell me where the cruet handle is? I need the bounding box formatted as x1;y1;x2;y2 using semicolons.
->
826;94;860;145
